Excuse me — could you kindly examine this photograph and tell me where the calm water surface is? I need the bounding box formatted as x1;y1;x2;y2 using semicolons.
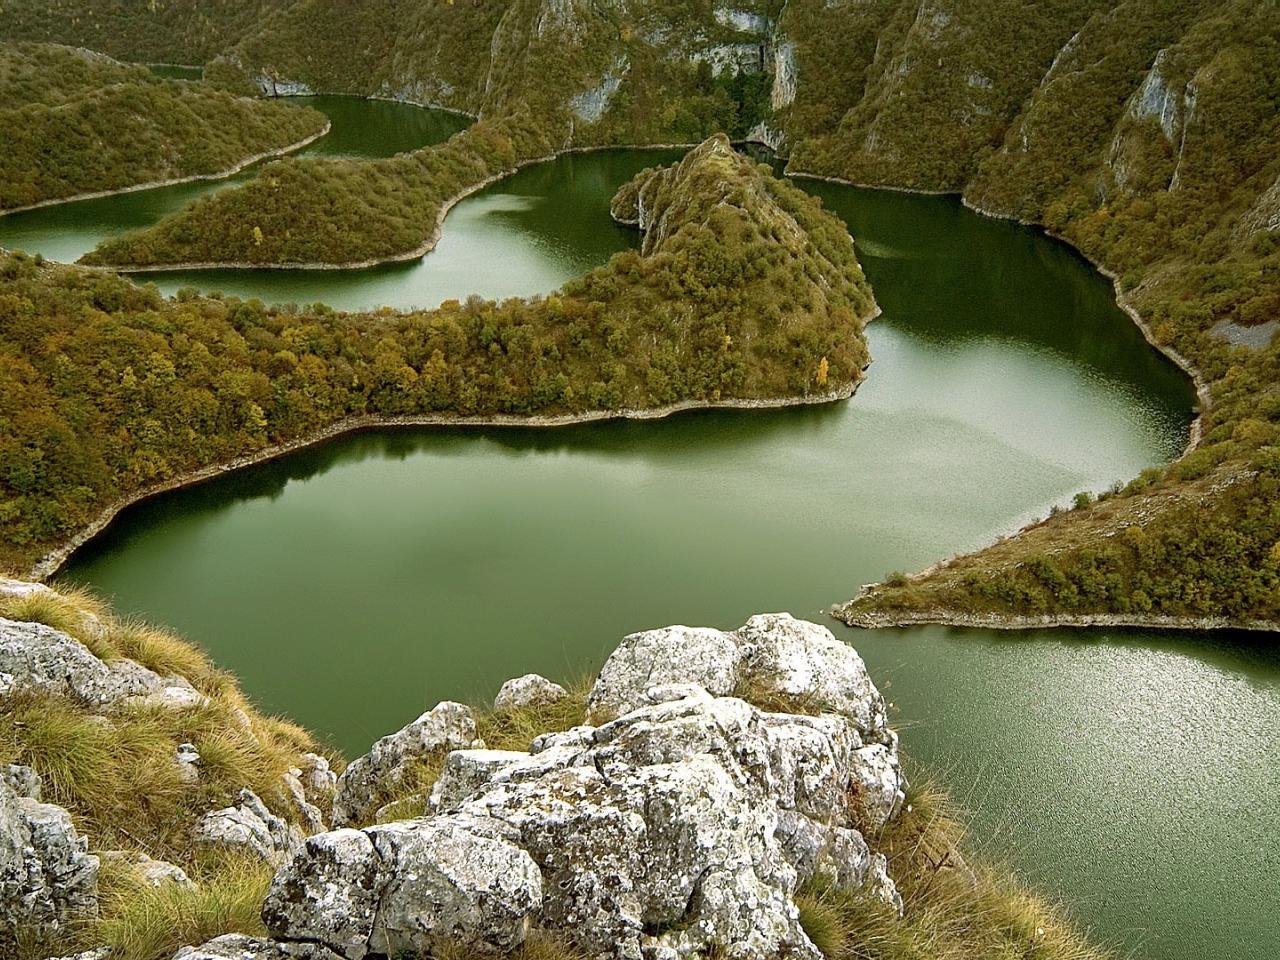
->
6;100;1272;960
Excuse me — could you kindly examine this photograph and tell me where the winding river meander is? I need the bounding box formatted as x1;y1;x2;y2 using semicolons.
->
2;96;1277;960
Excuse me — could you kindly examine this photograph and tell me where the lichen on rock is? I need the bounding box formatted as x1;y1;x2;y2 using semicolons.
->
201;614;905;960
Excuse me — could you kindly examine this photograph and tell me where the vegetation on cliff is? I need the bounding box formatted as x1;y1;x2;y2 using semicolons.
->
0;138;872;574
9;0;1280;625
812;0;1280;625
80;113;552;267
1;581;330;960
0;43;327;211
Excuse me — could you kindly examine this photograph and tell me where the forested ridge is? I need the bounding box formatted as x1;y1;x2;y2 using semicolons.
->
3;0;1279;621
0;137;873;573
0;42;328;211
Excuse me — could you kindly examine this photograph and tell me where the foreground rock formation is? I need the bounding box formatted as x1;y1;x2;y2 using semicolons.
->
180;614;905;960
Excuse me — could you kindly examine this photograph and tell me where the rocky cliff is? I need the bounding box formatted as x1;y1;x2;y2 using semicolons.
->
0;581;1104;960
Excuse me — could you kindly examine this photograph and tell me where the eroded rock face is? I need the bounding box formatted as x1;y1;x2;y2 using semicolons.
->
175;934;342;960
587;612;892;747
0;776;99;932
263;818;542;959
332;701;481;827
0;616;204;710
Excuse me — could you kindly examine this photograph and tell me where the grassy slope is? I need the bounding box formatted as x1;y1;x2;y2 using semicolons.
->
0;42;328;211
0;583;328;960
6;581;1111;960
0;138;873;574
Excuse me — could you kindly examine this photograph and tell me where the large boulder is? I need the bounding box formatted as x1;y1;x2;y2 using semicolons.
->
0;776;99;932
492;673;569;713
586;613;892;744
0;616;204;710
332;701;481;827
262;818;542;959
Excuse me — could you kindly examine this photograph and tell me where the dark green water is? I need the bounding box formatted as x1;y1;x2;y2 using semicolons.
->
8;100;1272;960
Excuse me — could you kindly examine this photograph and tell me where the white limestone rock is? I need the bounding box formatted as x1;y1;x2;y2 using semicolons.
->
176;742;201;785
297;753;337;799
2;763;42;800
0;616;204;710
101;849;193;889
587;612;893;746
332;701;481;827
196;789;302;867
493;673;570;713
0;777;99;930
262;818;542;959
586;624;742;721
174;934;343;960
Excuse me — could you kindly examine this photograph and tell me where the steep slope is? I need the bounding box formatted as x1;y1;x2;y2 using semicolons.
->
8;0;1280;625
1;0;275;65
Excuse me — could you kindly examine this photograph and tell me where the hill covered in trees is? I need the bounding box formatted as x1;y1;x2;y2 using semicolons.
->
6;0;1280;623
0;136;873;574
0;42;327;211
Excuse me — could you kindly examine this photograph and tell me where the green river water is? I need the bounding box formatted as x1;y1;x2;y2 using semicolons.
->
1;97;1276;960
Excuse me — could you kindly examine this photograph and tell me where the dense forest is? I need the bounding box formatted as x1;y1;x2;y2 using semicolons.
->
0;136;874;573
0;43;327;211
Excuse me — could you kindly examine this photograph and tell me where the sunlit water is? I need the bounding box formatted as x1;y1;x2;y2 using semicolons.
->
2;97;1273;960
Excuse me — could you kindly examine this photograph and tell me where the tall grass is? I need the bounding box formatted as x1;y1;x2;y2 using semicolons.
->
797;781;1115;960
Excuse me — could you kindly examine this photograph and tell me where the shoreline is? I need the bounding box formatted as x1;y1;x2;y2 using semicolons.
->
0;122;332;218
833;606;1280;634
785;167;1228;636
101;142;705;274
27;382;862;582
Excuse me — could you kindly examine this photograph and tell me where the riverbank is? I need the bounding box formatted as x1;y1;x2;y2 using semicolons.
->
780;166;1269;636
0;122;331;217
103;141;708;273
27;382;864;582
835;604;1280;633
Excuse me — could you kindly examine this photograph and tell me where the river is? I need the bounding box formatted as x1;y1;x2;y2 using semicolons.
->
1;96;1274;960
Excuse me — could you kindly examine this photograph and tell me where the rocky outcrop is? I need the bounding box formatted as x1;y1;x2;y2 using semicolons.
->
189;615;904;960
196;789;304;867
331;701;481;827
0;774;99;932
492;673;569;712
587;613;893;744
175;936;341;960
570;58;628;124
0;615;205;710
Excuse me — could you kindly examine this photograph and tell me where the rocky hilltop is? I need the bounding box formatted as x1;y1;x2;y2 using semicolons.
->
0;580;1102;960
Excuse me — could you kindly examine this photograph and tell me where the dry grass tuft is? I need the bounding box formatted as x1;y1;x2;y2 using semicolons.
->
797;780;1115;960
